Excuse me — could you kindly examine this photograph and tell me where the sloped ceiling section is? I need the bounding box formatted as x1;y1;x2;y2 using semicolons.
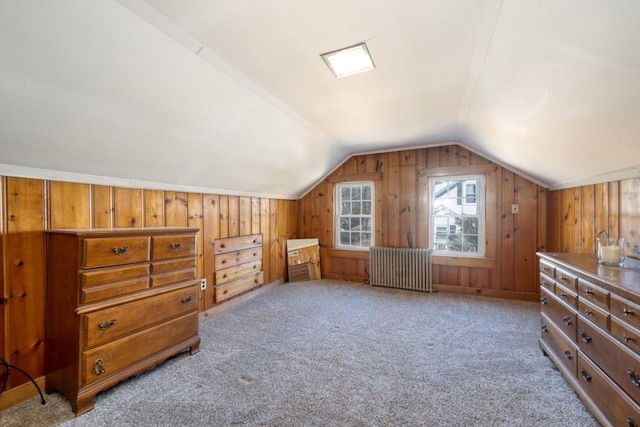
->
1;1;639;199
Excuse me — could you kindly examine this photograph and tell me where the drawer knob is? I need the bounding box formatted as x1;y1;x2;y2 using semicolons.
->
563;350;573;360
623;334;634;343
585;289;593;295
628;368;640;387
170;242;183;250
111;246;129;256
93;358;106;376
580;368;592;382
580;331;592;343
624;308;635;316
562;315;572;326
97;319;117;330
540;297;548;305
181;296;192;304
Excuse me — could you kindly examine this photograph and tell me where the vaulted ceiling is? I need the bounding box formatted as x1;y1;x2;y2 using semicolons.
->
1;1;639;199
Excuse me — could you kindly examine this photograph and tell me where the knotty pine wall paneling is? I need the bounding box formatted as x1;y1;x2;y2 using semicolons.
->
0;176;295;401
547;179;640;256
297;145;546;300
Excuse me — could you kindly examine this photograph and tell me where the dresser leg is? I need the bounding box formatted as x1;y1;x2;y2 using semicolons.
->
73;394;96;417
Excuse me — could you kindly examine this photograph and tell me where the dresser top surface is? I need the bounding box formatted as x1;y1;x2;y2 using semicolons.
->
47;227;199;236
538;252;640;300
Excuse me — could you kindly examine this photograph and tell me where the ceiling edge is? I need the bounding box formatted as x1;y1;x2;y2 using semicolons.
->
0;164;298;200
547;165;640;191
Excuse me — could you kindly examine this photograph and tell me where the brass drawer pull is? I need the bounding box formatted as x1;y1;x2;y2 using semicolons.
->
541;324;549;333
623;334;634;343
111;246;130;256
628;368;640;387
97;319;117;330
580;368;592;382
170;242;183;250
93;358;106;375
624;308;635;316
585;289;593;295
540;297;548;305
181;296;192;304
563;350;573;360
560;292;567;298
562;315;572;326
580;331;592;343
628;417;637;427
584;309;593;317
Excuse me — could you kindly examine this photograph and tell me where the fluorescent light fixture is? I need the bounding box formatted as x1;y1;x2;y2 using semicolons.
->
320;42;375;78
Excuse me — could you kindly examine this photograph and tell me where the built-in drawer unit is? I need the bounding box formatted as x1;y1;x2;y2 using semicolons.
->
538;252;640;426
212;234;264;303
46;227;201;416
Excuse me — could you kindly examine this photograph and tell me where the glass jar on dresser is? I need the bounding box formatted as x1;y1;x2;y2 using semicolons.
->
538;252;640;426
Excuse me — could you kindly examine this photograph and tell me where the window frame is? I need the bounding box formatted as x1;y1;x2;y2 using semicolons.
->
334;181;375;251
429;174;485;257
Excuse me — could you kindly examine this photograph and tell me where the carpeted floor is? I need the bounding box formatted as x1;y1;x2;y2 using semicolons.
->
1;280;599;426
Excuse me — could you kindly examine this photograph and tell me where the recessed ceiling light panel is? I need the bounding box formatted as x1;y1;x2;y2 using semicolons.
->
320;42;375;78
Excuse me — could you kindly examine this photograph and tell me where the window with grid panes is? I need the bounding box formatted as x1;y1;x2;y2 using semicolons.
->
429;175;484;256
335;182;374;249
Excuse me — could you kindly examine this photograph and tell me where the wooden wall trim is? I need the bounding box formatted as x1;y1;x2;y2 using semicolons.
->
326;172;382;183
432;256;496;269
326;249;370;260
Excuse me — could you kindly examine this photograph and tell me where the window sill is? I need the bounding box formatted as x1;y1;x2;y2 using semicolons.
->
432;255;496;269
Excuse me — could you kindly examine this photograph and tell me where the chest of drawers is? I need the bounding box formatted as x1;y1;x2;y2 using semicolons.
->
538;252;640;426
45;228;201;415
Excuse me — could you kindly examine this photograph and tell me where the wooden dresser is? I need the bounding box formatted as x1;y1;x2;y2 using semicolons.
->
213;233;263;302
538;252;640;426
45;228;201;415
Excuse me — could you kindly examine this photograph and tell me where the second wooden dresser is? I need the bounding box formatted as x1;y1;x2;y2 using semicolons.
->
45;227;201;415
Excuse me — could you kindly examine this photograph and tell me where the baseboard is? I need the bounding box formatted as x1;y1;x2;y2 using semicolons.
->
0;376;46;410
433;283;540;302
198;278;285;322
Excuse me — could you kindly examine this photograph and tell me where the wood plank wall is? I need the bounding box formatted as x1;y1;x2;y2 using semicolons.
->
547;178;640;255
297;145;547;301
0;176;297;392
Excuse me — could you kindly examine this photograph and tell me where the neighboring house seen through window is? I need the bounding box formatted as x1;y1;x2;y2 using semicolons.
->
335;182;374;249
430;175;484;256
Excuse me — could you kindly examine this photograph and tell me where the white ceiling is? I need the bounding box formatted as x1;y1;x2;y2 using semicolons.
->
1;0;639;199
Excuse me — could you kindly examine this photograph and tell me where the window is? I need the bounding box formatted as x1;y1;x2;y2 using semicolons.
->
336;182;374;249
430;175;484;256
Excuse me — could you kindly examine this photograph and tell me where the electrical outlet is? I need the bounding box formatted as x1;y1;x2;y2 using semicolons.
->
200;279;207;290
511;204;519;214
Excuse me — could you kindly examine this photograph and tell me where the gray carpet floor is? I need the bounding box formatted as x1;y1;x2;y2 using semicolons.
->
1;280;599;426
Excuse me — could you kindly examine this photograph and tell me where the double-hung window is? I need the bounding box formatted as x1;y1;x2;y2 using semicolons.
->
429;174;484;256
335;182;374;250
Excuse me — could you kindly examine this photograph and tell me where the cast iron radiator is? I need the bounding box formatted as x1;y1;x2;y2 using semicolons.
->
369;246;433;293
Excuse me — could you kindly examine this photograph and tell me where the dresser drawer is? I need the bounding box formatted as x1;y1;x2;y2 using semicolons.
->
554;281;578;309
541;313;578;377
83;284;198;349
539;273;555;292
539;259;555;277
215;246;263;271
612;294;640;331
612;316;640;356
541;286;577;341
150;258;197;287
578;298;610;331
81;264;150;303
151;234;196;260
577;278;609;311
554;267;577;291
577;316;640;404
215;271;264;302
82;312;198;385
82;237;150;269
578;352;640;427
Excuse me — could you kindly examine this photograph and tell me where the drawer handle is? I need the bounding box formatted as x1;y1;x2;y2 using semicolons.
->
97;319;117;330
580;331;592;343
170;242;182;250
541;297;548;305
585;289;593;295
541;324;549;333
628;368;640;387
623;334;634;343
624;308;635;316
560;292;567;298
584;309;593;317
628;418;637;427
580;368;591;382
563;350;573;360
111;246;129;256
560;276;570;282
181;296;192;304
562;315;572;326
93;358;106;376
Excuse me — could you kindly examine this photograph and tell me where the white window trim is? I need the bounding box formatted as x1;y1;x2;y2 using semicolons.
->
335;181;375;251
429;174;485;257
